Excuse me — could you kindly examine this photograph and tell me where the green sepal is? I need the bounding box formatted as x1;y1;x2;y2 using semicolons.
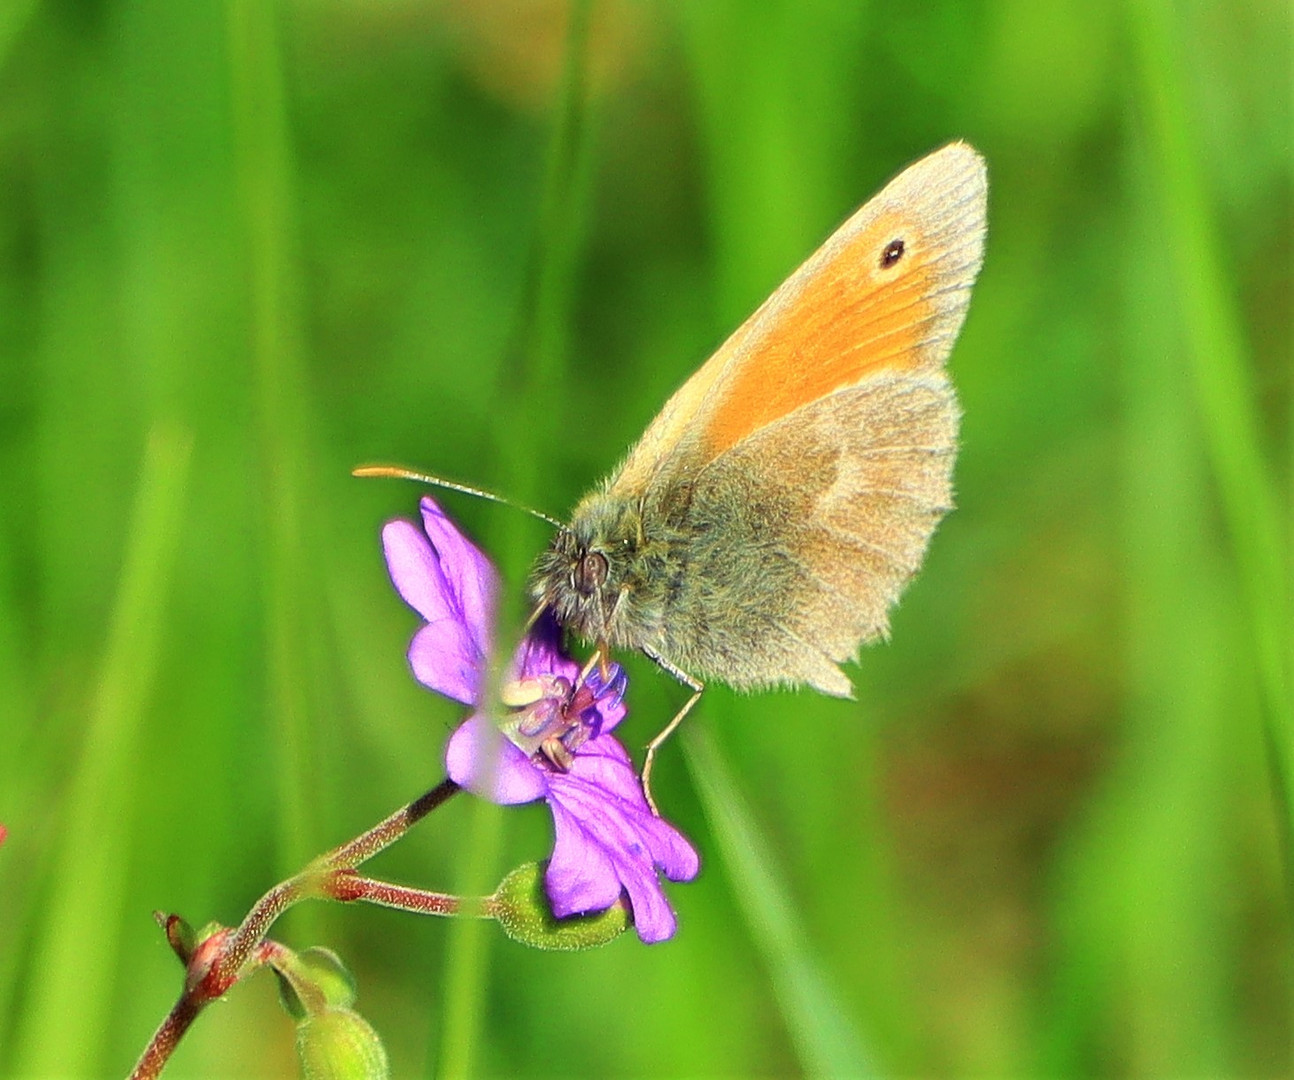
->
272;946;359;1020
493;861;629;951
296;1009;390;1080
272;953;313;1021
196;920;225;943
294;947;358;1010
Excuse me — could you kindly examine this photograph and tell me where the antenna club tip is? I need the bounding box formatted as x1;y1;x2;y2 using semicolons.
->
346;462;565;529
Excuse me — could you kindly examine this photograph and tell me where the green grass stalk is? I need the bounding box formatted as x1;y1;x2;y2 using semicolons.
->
9;425;192;1076
1127;0;1293;886
684;726;875;1079
226;0;320;892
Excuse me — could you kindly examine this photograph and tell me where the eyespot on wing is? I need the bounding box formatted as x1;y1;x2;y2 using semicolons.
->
700;142;985;456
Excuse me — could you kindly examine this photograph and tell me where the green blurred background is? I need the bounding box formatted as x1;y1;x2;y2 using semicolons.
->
0;1;1290;1076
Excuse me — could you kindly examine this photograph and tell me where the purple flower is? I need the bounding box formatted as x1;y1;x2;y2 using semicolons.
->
383;497;699;943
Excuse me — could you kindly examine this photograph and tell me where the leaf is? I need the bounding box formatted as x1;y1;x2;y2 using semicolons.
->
274;966;316;1023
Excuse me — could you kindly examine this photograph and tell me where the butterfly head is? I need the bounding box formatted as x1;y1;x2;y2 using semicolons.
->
529;490;659;649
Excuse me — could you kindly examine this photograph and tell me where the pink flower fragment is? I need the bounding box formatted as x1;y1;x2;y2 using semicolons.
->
383;497;699;943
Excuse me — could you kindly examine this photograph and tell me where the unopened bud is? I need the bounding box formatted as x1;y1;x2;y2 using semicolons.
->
155;911;198;963
296;1009;390;1080
493;862;628;951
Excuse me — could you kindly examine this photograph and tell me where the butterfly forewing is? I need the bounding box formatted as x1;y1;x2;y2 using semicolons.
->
608;142;985;501
698;145;983;456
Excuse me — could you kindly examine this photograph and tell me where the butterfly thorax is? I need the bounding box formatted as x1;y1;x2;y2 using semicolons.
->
528;490;682;654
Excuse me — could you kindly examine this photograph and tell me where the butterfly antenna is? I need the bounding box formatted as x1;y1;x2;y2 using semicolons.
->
352;464;564;528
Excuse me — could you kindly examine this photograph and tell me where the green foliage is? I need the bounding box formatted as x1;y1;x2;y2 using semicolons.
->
0;1;1287;1077
684;727;872;1079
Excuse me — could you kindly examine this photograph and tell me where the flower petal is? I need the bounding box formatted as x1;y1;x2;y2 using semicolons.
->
382;519;453;627
544;738;699;943
612;853;679;944
418;498;498;659
566;741;700;882
384;519;484;704
562;736;642;800
511;613;578;684
546;800;623;916
445;715;548;805
638;813;701;884
548;776;684;943
407;622;482;706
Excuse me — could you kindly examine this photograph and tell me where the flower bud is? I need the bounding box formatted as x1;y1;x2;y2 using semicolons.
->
296;1009;390;1080
155;912;197;963
493;862;628;950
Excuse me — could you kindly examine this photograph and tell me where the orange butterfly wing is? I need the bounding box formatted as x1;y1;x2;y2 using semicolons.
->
608;142;986;496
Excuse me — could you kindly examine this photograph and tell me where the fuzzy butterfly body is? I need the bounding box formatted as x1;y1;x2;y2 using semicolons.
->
530;143;986;697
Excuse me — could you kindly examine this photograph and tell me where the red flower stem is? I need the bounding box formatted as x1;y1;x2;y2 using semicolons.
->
214;777;461;980
322;777;461;869
327;869;498;918
128;997;201;1080
130;939;282;1080
210;879;306;982
128;777;463;1079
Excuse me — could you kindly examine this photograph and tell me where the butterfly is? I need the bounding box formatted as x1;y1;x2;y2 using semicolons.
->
363;142;987;809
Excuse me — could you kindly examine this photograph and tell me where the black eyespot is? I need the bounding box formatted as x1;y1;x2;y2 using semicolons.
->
880;238;905;268
575;550;608;596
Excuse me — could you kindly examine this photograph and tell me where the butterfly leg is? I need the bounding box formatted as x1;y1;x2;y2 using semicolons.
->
570;640;614;702
641;646;705;816
572;589;628;694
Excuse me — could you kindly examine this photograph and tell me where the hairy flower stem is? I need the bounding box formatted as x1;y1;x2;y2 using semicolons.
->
327;869;497;919
216;778;462;978
323;776;463;869
128;998;201;1080
128;777;462;1080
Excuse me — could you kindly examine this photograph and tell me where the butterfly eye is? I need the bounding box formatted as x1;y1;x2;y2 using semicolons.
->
880;238;905;268
576;550;609;595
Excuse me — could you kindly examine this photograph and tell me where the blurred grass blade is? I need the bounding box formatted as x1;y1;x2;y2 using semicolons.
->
433;798;504;1080
490;0;596;568
1039;142;1239;1074
227;0;319;887
1127;0;1293;867
684;726;875;1080
9;424;192;1076
0;0;36;72
507;0;595;404
437;4;595;1078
